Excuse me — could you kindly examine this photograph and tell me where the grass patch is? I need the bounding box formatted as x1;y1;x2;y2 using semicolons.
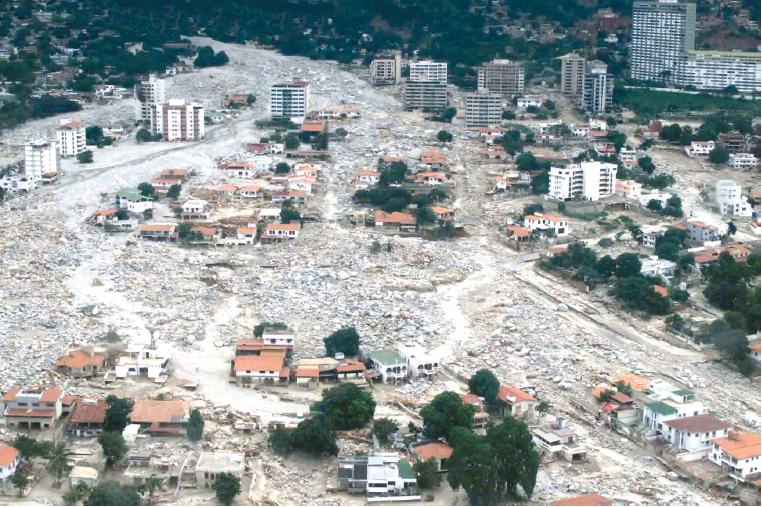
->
614;87;759;116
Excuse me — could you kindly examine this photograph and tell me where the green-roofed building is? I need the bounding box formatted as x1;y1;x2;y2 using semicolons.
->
646;401;678;416
397;460;415;480
115;187;154;213
671;389;696;403
368;349;407;384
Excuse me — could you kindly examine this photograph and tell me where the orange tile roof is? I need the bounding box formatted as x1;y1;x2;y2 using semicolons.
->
191;225;218;236
506;225;531;238
140;224;175;232
216;184;238;192
300;121;326;133
237;226;256;236
3;386;21;402
653;285;668;297
5;408;56;418
151;178;177;185
55;350;105;370
234;351;286;372
40;387;64;403
412;442;453;461
420;148;445;164
295;367;320;378
375;211;416;226
497;385;536;404
235;338;290;353
431;206;453;215
613;374;650;392
750;342;761;353
415;171;446;180
336;360;366;373
357;170;380;177
95;208;118;216
526;213;566;223
240;184;262;192
0;445;19;468
460;393;482;406
69;398;107;425
265;223;301;232
592;384;613;399
552;494;613;506
130;399;190;425
712;432;761;460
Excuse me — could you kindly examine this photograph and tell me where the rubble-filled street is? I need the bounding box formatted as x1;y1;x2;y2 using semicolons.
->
0;39;759;506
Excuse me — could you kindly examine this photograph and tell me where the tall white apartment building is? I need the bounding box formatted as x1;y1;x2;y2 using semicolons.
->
477;59;524;97
684;51;761;94
370;53;401;85
582;61;614;113
549;161;618;201
55;119;86;157
464;88;502;127
269;80;310;121
409;61;448;82
560;53;586;100
150;99;205;141
135;74;167;122
728;153;759;170
1;139;59;192
715;179;753;217
630;0;696;83
404;61;448;111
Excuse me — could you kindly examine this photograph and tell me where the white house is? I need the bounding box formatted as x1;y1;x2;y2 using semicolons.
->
517;95;544;108
497;385;538;420
728;153;759;170
368;350;408;383
115;187;154;213
640;225;667;249
56;119;86;157
685;140;715;159
261;327;295;350
0;445;20;482
338;453;417;497
640;256;677;278
524;213;570;236
196;452;245;489
639;190;673;208
181;199;210;220
642;389;707;438
69;466;99;489
115;342;170;382
261;223;300;242
709;432;761;482
397;343;438;379
716;180;753;217
663;414;731;454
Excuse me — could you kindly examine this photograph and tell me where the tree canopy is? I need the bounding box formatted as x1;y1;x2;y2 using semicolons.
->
420;391;474;442
323;326;360;356
311;383;375;430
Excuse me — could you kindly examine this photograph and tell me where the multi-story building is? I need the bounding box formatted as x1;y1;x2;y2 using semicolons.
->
464;88;502;127
709;432;761;483
684;51;761;94
685;140;715;158
56;119;86;157
715;180;753;217
404;61;448;111
150;99;205;141
560;53;586;100
549;161;618;201
524;213;570;237
370;53;401;85
728;153;759;170
630;0;696;83
1;139;60;192
135;74;167;123
269;80;310;121
477;59;524;97
2;386;65;430
582;61;614;113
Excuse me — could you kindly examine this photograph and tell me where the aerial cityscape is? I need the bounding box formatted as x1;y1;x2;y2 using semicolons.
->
0;0;760;506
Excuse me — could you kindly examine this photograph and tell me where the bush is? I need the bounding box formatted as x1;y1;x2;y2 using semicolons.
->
437;130;453;142
77;150;94;164
194;46;229;68
324;327;360;356
311;383;375;430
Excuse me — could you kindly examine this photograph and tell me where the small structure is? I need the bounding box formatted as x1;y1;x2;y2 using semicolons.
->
496;385;537;420
552;494;613;506
368;350;408;383
524;213;569;237
410;442;452;472
130;399;190;435
261;223;301;242
116;187;154;213
262;327;296;350
0;445;21;482
115;342;170;382
68;398;107;437
54;348;106;378
233;351;288;385
663;414;731;454
181;199;210;220
397;343;438;379
374;211;417;232
532;418;587;462
338;453;418;499
69;466;99;489
640;256;677;278
138;224;177;242
337;360;367;382
195;452;245;489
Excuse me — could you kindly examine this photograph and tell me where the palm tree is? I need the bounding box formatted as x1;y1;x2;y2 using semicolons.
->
46;443;71;485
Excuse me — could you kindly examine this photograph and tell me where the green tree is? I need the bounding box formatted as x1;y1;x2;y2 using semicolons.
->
708;147;730;164
420;391;474;442
655;242;680;261
280;203;301;224
488;417;540;500
137;182;157;200
98;431;128;467
246;94;256;104
268;429;293;455
530;170;549;195
516;152;538;171
104;395;133;432
323;326;360;356
414;459;442;489
372;418;399;446
187;409;204;442
85;481;140;506
63;483;90;505
467;369;499;410
523;203;543;215
166;183;181;199
703;252;756;311
447;430;499;505
595;255;616;277
13;435;53;458
290;415;338;456
638;156;655;173
136;128;153;143
646;199;663;212
284;133;300;150
311;383;375;430
274;162;290;174
194;46;229;68
613;276;670;315
437;130;453;142
77;150;93;163
11;469;28;497
212;473;241;506
46;443;71;483
614;253;641;278
86;125;104;146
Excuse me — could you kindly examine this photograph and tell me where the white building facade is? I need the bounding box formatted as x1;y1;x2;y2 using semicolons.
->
716;180;753;217
477;59;524;97
370;53;401;85
404;61;448;111
269;80;310;121
150;99;205;141
464;88;502;127
136;73;167;123
582;61;613;113
684;51;761;94
549;161;617;201
56;119;86;157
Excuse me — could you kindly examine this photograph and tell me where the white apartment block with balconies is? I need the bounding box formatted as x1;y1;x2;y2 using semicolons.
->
150;99;205;141
1;139;59;193
684;50;761;94
56;119;86;157
464;88;502;127
549;161;617;201
477;59;524;97
716;180;753;217
728;153;759;170
370;53;401;85
269;80;310;122
136;73;167;122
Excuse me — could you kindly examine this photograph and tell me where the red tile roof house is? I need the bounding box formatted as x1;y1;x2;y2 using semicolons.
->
663;414;732;455
497;386;538;420
3;386;65;430
460;394;490;427
336;360;367;381
68;398;107;437
411;442;453;472
431;206;455;223
130;399;190;436
261;223;301;243
374;211;417;232
552;493;613;506
0;445;21;482
235;338;292;356
232;351;289;385
54;348;106;378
